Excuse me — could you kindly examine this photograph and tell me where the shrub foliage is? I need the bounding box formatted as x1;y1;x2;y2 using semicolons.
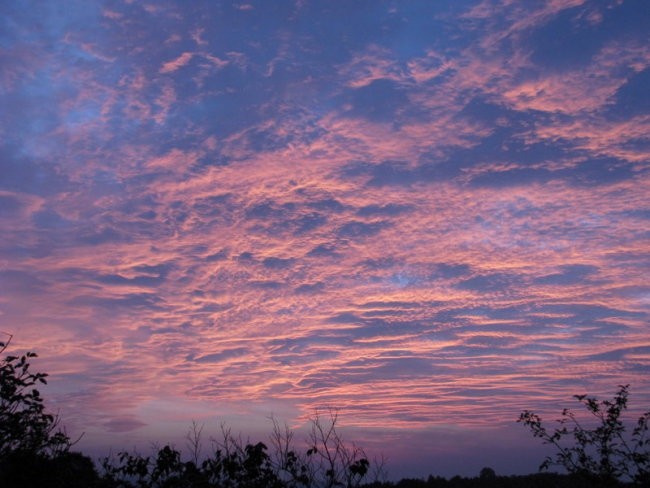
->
0;340;71;460
100;411;371;488
0;338;371;487
3;339;650;487
519;384;650;486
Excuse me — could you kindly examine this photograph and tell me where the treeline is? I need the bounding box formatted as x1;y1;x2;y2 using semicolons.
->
0;346;370;488
1;343;649;487
366;471;642;487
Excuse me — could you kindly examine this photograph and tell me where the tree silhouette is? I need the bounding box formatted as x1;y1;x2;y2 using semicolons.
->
0;337;71;461
478;467;496;480
519;384;650;486
12;339;648;487
101;411;373;488
0;337;103;486
306;409;370;488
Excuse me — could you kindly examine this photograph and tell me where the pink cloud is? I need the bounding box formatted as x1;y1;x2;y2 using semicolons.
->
160;51;229;77
340;45;406;88
154;83;176;124
533;115;650;163
502;41;650;114
160;52;194;73
191;28;208;46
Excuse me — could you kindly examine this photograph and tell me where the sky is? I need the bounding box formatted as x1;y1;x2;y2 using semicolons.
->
1;0;649;480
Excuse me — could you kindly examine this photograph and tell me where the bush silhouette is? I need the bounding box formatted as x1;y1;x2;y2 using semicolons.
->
101;412;372;488
0;339;103;486
1;449;104;488
0;347;72;460
519;384;650;486
478;467;495;480
9;341;650;487
0;342;373;487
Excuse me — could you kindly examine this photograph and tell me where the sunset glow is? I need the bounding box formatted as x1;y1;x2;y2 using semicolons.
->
1;0;649;479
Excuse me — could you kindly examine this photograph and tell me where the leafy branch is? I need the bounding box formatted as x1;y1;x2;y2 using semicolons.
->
519;385;650;486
